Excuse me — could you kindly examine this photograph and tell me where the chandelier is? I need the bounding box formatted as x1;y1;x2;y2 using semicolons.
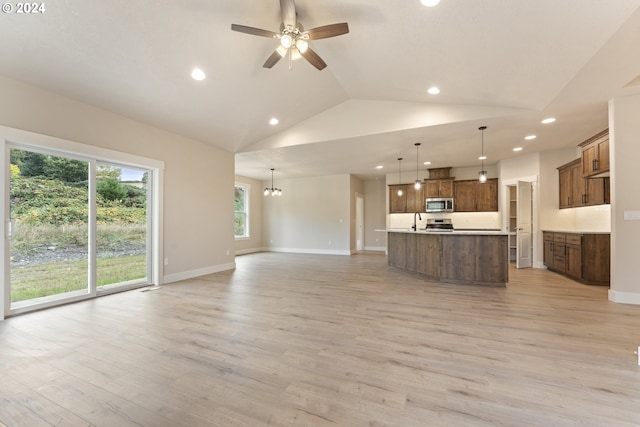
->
264;168;282;196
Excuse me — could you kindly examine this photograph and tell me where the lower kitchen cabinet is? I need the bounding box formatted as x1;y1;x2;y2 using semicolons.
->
543;231;610;285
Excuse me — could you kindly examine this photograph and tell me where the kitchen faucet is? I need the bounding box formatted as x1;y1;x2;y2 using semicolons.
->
412;212;422;231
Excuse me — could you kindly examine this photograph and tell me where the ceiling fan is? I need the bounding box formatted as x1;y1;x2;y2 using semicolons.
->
231;0;349;70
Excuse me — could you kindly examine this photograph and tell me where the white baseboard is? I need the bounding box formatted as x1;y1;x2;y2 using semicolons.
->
267;247;351;256
162;262;236;284
235;247;263;255
364;246;386;252
608;289;640;305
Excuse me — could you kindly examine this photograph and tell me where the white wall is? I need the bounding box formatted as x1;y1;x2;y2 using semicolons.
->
263;174;351;255
609;93;640;304
0;75;236;289
235;175;264;255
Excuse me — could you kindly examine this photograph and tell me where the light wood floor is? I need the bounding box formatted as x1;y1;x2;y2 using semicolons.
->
1;252;640;426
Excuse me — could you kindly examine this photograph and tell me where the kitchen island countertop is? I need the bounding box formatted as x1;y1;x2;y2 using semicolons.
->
381;228;514;236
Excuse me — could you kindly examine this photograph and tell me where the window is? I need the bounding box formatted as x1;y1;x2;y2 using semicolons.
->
234;184;249;238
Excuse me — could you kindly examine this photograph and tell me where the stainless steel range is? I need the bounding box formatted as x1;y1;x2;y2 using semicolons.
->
425;218;454;231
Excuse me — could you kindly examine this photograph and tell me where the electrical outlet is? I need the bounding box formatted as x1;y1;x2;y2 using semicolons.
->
164;258;169;266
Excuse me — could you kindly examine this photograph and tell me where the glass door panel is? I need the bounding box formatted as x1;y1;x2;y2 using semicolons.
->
96;163;149;292
9;148;89;308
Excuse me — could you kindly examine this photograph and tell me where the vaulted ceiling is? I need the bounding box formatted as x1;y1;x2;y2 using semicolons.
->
2;0;640;181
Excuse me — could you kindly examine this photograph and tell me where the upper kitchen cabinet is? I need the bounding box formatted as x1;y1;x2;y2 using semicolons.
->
579;129;609;178
453;178;498;212
389;185;407;213
425;179;454;198
424;167;454;198
558;158;609;209
406;186;425;213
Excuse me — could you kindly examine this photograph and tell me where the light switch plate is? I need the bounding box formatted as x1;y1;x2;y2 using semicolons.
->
623;211;640;220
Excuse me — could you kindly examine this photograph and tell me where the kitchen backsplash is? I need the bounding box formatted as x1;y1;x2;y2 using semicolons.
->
388;212;501;230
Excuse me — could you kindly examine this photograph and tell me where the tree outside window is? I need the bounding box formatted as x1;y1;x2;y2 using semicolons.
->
234;184;249;238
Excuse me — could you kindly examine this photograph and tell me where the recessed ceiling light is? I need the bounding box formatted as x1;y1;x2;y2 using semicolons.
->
191;68;206;81
478;156;487;160
513;147;523;152
541;117;556;124
427;86;440;95
376;165;384;169
525;135;536;140
423;161;431;165
420;0;441;6
269;118;279;125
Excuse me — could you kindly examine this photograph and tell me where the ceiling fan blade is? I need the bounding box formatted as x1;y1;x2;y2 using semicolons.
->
280;0;297;27
301;47;327;70
263;50;283;68
231;24;279;38
305;23;349;40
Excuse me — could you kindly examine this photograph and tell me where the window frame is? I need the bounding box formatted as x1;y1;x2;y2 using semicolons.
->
234;183;249;239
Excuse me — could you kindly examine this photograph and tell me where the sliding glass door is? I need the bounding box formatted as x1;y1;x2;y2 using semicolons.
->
96;162;150;292
8;146;152;313
9;148;90;307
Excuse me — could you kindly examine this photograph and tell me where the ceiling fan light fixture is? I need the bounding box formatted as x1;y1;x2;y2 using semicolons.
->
280;34;293;48
295;38;308;53
276;45;288;57
290;47;303;61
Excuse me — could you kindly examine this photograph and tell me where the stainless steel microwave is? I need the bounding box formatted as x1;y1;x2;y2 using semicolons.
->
425;197;454;213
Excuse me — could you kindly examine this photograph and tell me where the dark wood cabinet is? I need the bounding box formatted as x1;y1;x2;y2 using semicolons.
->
580;129;609;177
543;231;609;285
558;159;609;209
389;184;424;213
453;180;475;212
475;179;498;212
453;178;498;212
406;186;425;213
543;233;554;270
425;179;454;198
389;185;407;213
388;231;508;286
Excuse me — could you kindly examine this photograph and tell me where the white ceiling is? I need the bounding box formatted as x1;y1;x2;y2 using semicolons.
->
2;0;640;181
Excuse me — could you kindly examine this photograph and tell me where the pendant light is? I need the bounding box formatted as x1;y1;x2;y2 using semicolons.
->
397;158;403;196
414;143;422;190
478;126;488;183
264;168;282;196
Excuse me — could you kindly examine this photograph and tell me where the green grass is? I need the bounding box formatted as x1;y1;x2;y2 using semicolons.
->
10;254;147;302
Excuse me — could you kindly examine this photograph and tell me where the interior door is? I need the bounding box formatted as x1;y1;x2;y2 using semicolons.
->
516;181;532;268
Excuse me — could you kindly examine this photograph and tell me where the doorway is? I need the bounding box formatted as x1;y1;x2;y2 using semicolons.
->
356;193;364;252
506;180;534;269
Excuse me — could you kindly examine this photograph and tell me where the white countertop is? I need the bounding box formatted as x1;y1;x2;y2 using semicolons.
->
379;229;514;236
542;230;610;235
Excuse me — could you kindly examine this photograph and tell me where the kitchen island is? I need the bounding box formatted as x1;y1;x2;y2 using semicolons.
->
386;229;512;286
